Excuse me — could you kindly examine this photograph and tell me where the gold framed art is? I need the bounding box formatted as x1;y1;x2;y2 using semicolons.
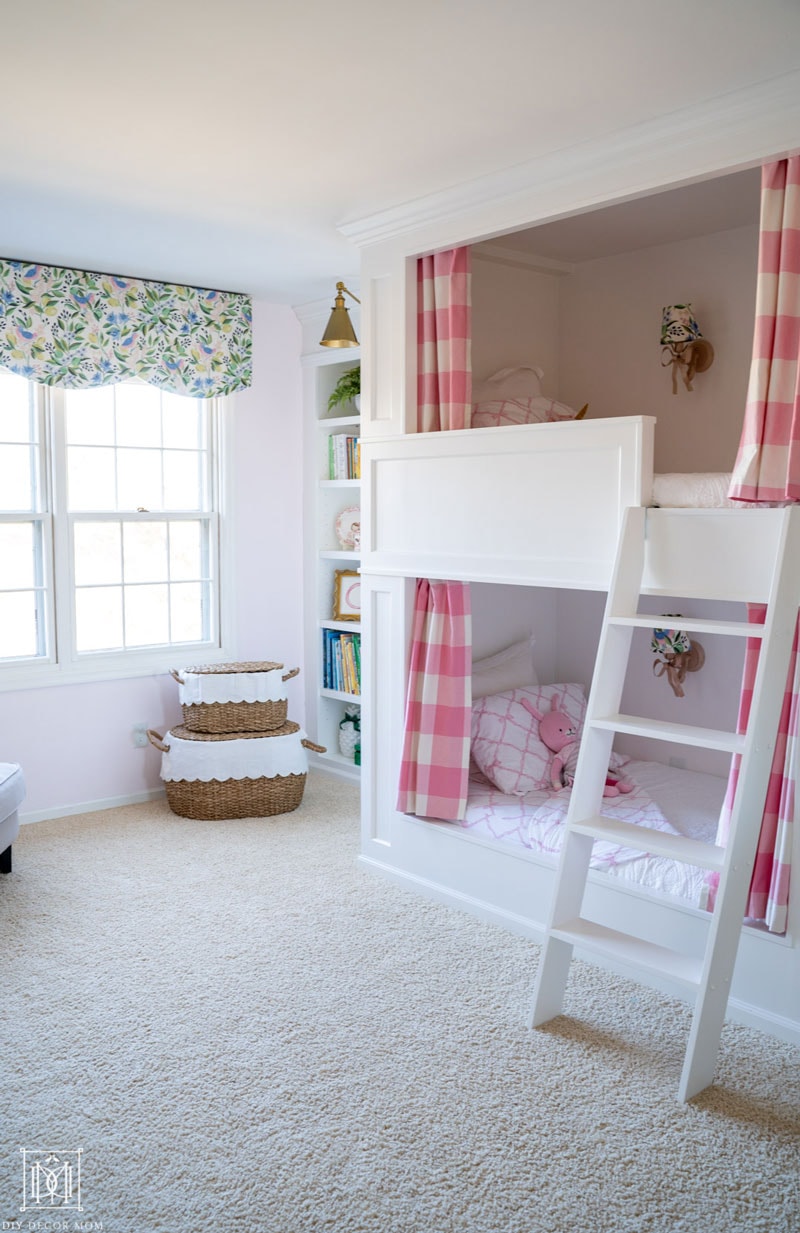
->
333;570;361;622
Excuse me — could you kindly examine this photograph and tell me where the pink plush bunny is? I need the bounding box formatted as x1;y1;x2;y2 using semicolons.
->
520;694;634;797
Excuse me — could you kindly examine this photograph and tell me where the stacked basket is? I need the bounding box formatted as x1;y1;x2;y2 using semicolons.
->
147;661;325;820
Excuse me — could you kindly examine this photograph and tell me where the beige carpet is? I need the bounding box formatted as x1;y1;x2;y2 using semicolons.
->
1;774;798;1233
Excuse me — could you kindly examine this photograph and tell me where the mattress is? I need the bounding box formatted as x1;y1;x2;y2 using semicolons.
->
458;758;727;908
651;472;735;508
651;472;785;509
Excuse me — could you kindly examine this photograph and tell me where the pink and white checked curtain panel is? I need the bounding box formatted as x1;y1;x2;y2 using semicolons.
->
720;159;800;931
708;606;798;933
417;247;472;432
396;247;473;820
729;158;800;502
396;579;472;821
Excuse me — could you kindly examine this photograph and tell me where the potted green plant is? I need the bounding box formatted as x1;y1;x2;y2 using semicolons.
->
327;364;361;414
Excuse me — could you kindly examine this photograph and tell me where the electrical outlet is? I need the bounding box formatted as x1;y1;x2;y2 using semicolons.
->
131;723;149;748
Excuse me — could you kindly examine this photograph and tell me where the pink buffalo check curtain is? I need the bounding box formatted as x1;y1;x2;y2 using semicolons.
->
729;158;800;502
708;606;798;933
719;158;800;932
396;579;472;821
397;247;473;820
417;247;472;432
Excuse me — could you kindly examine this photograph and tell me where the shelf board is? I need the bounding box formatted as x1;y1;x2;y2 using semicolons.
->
320;550;361;561
320;479;361;488
321;687;362;702
319;414;360;429
320;619;361;632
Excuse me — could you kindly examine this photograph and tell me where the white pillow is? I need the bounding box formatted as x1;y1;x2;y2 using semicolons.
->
472;366;544;403
472;636;538;701
471;395;583;430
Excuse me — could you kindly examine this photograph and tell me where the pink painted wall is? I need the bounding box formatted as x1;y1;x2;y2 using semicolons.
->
2;301;305;820
558;225;759;472
471;257;561;390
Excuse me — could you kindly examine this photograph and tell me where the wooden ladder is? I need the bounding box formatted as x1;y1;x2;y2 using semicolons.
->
528;504;800;1102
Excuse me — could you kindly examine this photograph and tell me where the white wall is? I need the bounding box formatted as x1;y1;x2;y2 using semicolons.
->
558;225;759;473
2;300;304;821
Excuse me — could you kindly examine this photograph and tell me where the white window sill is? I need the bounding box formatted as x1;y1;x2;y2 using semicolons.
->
0;643;239;694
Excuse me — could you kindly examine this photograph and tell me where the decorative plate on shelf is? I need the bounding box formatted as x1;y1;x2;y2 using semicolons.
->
335;505;361;550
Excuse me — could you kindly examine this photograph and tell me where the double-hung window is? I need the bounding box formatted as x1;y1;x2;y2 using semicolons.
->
0;370;228;686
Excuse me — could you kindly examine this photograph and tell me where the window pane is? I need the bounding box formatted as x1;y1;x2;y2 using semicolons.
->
0;522;38;588
164;451;203;509
170;581;205;642
0;373;35;443
75;586;123;651
0;591;38;658
64;387;115;446
74;522;122;586
0;443;35;510
162;393;203;450
169;521;203;580
123;521;168;583
116;384;161;448
125;583;169;646
116;448;162;510
68;446;116;511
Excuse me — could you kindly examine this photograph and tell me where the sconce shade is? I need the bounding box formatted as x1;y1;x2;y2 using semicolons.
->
660;303;714;392
320;282;360;348
661;303;702;346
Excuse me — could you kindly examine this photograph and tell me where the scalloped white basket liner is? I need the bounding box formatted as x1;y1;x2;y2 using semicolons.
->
159;727;312;783
177;669;290;706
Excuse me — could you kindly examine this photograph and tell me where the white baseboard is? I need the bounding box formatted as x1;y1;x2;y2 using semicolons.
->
20;787;167;825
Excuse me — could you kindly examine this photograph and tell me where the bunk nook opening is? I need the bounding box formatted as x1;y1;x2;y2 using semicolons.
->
358;155;800;1075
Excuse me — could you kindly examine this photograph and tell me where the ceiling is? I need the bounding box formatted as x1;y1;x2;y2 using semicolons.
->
1;1;798;305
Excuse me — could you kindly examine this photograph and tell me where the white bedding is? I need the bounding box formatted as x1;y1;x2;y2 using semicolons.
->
651;472;735;508
458;759;727;907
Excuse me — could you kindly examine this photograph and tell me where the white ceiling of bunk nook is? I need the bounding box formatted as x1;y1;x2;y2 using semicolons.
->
472;168;763;267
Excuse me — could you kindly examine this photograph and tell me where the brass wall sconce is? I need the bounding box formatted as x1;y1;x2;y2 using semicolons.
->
320;281;361;348
651;618;705;698
660;303;714;394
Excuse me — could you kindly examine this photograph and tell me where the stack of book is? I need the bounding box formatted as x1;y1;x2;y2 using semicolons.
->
322;629;361;695
328;434;360;480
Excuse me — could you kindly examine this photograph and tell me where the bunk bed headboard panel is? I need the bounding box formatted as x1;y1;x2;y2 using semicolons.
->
641;508;789;602
361;416;655;590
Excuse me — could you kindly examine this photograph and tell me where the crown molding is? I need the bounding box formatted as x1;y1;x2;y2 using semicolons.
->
340;70;800;251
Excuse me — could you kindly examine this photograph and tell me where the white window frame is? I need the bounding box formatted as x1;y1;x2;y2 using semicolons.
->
0;381;236;692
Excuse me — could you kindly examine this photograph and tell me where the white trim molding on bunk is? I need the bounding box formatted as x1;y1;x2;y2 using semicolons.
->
360;416;655;591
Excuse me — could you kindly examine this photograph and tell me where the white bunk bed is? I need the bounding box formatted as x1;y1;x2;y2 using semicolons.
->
358;414;800;1052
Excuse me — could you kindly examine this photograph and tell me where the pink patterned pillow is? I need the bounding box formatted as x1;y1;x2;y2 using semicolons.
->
471;395;582;429
471;683;588;796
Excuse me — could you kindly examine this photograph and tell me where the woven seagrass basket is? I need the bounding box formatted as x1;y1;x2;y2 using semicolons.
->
147;722;325;820
171;661;300;734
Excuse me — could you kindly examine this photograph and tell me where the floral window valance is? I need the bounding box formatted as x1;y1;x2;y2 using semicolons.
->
0;258;252;398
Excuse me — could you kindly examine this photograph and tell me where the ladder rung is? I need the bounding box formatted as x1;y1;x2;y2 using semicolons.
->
571;816;726;871
591;713;745;753
608;615;764;639
550;917;703;990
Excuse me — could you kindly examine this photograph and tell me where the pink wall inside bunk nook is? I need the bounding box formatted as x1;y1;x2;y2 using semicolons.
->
471;584;745;779
557;225;759;473
470;221;759;474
